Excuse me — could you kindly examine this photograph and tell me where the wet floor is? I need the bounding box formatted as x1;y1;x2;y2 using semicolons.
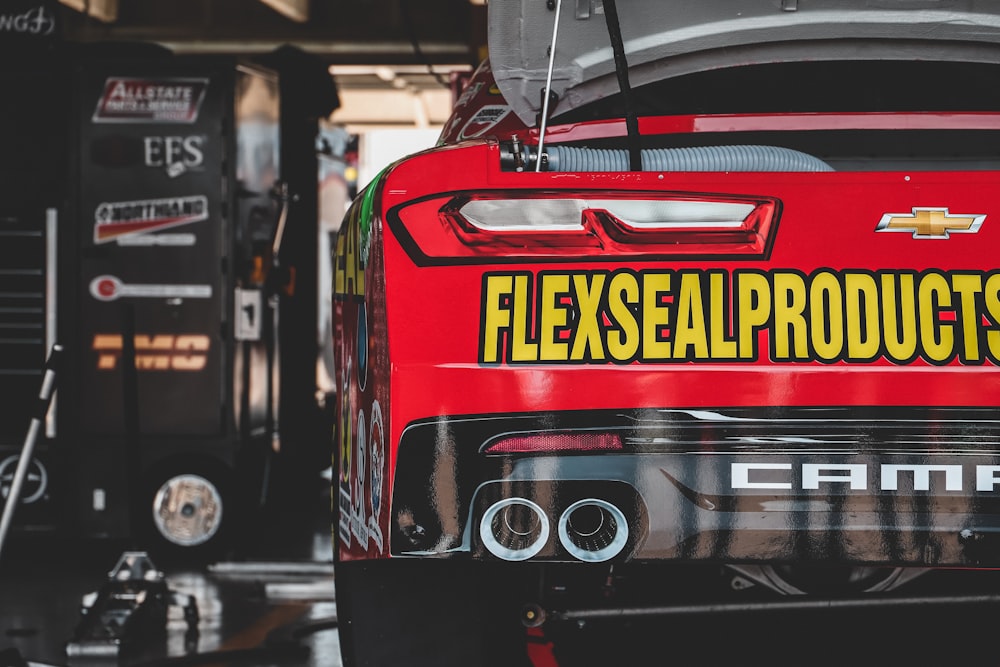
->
7;473;1000;667
0;473;341;667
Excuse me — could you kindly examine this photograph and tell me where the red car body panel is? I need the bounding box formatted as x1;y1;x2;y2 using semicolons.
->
335;56;1000;570
336;138;1000;561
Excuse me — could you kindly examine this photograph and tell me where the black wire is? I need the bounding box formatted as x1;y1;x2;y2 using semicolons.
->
602;0;642;170
398;0;451;89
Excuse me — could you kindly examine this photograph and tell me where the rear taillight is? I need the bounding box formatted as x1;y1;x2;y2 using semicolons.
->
390;192;779;261
483;432;624;454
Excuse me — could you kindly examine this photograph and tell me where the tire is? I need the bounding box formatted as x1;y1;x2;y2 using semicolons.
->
139;459;234;564
335;557;534;667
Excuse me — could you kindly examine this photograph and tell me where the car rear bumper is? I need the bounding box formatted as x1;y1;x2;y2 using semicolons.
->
390;406;1000;566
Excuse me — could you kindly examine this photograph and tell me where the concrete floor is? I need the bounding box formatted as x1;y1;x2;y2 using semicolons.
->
0;474;341;667
8;472;1000;667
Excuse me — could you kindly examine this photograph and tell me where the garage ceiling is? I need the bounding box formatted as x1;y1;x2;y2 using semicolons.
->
56;0;487;129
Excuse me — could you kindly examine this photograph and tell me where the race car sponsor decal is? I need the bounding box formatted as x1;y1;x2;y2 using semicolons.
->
480;268;1000;365
89;275;211;302
733;461;1000;492
459;104;511;140
334;178;389;555
92;333;210;371
876;207;984;239
92;77;209;123
94;195;208;244
368;400;385;552
337;376;386;553
338;356;353;547
352;405;368;551
345;400;386;553
333;191;370;302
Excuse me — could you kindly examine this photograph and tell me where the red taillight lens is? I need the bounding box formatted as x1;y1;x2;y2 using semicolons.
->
484;432;624;454
390;192;779;261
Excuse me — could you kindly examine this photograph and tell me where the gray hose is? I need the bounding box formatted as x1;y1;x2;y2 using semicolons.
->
542;144;833;172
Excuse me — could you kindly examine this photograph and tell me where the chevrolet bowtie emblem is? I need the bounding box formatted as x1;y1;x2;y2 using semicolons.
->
875;207;985;239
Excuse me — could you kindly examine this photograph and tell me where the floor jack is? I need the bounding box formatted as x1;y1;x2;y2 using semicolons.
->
65;552;199;663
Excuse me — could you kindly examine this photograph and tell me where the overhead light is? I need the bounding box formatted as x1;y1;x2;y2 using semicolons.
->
257;0;308;22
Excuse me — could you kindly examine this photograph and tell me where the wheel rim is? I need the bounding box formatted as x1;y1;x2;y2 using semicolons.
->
152;473;223;547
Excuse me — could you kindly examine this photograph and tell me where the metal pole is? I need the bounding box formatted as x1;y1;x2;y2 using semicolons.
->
0;344;62;562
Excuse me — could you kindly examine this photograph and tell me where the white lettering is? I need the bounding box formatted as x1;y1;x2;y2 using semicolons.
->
143;135;205;172
881;464;963;491
977;466;1000;491
802;464;867;490
0;7;54;35
731;462;792;490
731;462;1000;492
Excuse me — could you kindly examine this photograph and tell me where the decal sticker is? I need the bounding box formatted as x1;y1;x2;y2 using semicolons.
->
91;333;210;371
342;399;386;554
338;356;352;547
0;455;47;504
0;5;54;36
92;77;209;124
459;104;511;140
876;207;985;239
143;135;206;177
732;461;1000;492
88;134;207;178
351;407;368;551
335;179;388;555
480;268;1000;366
94;195;208;244
333;203;367;301
368;400;385;553
89;275;211;302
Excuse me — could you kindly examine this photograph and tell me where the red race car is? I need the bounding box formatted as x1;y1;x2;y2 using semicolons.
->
333;1;1000;664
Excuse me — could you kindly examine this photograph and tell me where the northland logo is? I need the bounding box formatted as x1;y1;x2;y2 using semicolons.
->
94;195;208;244
93;77;209;123
876;207;985;239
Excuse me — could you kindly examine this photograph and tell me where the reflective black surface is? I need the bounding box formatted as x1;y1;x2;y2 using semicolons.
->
0;472;338;667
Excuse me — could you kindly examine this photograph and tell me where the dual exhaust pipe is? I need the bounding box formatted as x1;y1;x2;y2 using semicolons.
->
479;497;629;562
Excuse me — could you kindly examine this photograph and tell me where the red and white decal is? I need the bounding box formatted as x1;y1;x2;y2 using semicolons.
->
459;104;512;140
92;77;209;123
93;195;208;244
89;275;212;302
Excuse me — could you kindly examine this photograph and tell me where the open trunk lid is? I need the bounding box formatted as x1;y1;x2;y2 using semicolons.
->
489;0;1000;126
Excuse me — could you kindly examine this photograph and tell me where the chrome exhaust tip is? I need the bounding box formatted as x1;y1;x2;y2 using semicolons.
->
480;497;550;561
558;498;629;562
